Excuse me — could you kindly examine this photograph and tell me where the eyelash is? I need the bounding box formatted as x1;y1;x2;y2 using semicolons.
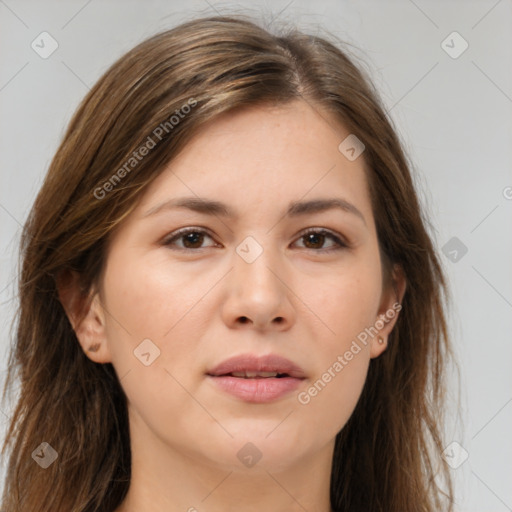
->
162;227;348;253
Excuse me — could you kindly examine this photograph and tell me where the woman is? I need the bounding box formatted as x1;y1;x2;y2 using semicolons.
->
1;14;457;512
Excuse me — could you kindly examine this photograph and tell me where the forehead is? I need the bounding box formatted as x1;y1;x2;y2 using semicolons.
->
135;100;373;222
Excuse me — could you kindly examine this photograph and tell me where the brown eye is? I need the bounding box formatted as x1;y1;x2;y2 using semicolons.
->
294;229;347;252
181;231;206;249
303;232;326;249
163;228;216;250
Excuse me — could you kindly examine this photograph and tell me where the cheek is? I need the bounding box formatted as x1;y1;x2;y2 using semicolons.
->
99;248;227;402
297;285;376;439
99;251;213;425
303;355;370;444
316;261;382;351
295;258;380;430
101;250;210;344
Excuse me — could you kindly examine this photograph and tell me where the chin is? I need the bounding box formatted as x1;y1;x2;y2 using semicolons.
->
197;426;314;473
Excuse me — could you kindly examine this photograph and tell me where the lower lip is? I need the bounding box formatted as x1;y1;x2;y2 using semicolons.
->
207;375;303;403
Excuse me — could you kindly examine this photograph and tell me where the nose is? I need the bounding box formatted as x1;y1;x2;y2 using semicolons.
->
221;243;296;332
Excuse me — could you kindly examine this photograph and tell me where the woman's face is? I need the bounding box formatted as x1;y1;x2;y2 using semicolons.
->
74;99;402;473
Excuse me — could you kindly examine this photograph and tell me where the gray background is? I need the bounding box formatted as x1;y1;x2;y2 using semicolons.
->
1;1;511;510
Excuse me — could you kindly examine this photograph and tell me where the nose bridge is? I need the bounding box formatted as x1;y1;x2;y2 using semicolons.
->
224;233;293;329
233;234;284;296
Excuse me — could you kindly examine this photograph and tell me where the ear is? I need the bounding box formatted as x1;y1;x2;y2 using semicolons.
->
56;269;112;364
370;263;407;359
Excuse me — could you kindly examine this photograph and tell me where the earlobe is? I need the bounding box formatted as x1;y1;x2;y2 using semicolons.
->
75;293;112;363
370;335;389;359
370;264;407;359
56;270;112;364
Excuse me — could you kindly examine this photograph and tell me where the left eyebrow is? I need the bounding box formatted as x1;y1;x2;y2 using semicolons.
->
143;196;367;226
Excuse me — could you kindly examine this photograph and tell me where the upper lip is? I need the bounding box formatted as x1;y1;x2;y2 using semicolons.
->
207;353;306;379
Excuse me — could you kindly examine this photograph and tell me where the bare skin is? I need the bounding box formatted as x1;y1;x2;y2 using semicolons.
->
59;99;405;512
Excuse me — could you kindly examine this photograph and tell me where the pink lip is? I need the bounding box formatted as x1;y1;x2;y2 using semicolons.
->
206;353;306;403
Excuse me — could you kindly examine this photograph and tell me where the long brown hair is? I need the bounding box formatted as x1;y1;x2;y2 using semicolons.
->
1;14;458;511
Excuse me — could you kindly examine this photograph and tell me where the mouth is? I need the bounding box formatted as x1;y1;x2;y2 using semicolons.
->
218;371;292;379
206;354;306;403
